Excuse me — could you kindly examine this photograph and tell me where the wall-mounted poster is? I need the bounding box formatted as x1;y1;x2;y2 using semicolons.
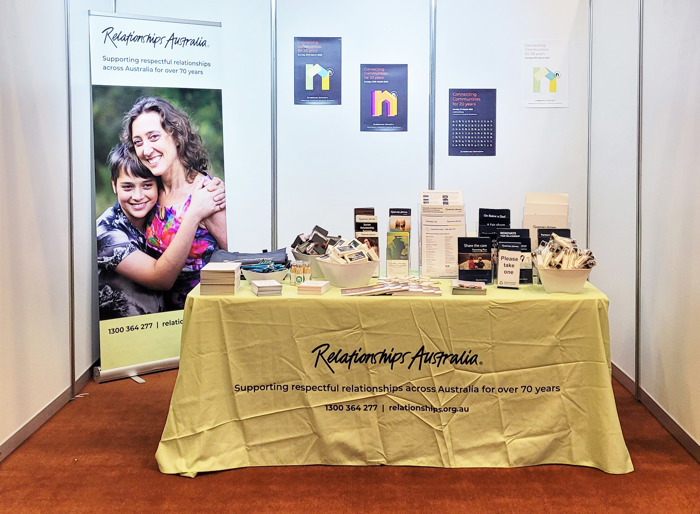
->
294;37;342;105
89;12;226;379
523;40;569;107
448;88;496;156
360;64;408;132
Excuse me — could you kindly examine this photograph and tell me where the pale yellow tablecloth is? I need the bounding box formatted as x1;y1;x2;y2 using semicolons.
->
156;281;633;475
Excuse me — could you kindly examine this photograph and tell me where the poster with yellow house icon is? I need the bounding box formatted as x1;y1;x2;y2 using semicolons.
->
523;39;569;107
360;63;408;131
294;37;342;105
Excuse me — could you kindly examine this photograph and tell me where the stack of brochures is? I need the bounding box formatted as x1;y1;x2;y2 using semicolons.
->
451;279;487;295
250;279;283;297
199;261;241;296
297;280;331;295
341;278;442;297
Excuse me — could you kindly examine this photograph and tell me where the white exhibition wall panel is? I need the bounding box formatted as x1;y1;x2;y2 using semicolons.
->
435;0;590;236
0;0;72;446
588;0;639;379
68;0;272;378
640;0;700;444
276;0;430;265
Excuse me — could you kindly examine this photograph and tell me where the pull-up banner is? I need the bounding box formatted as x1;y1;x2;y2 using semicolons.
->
89;12;224;380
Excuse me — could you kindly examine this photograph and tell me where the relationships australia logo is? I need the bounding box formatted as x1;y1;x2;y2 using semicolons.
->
311;343;482;373
101;26;209;50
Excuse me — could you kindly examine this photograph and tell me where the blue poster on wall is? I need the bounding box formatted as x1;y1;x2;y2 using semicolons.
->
294;37;342;105
360;64;408;132
449;88;496;156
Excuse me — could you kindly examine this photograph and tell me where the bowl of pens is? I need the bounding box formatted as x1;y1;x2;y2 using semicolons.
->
533;233;596;294
240;260;289;284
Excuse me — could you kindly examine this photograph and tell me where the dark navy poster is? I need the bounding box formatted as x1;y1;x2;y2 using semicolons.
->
294;37;342;105
360;64;408;132
449;88;496;156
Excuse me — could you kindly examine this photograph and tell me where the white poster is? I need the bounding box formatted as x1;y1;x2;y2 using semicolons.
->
522;40;569;107
89;12;225;377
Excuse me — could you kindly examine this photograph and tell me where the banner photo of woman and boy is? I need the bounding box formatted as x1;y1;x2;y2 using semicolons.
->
89;13;226;375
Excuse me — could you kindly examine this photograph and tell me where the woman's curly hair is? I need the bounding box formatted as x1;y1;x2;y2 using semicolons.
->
121;96;210;183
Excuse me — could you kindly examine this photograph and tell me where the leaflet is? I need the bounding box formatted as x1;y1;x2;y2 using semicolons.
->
420;204;466;278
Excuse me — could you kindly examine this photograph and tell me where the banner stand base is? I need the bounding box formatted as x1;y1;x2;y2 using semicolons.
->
93;357;180;383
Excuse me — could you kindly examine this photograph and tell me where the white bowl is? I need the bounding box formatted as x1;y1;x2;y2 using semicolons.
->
241;268;288;284
315;259;378;288
536;266;592;294
292;249;326;279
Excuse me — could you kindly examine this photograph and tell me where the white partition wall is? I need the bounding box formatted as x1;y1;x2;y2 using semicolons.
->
0;0;73;456
640;0;700;448
276;0;430;262
589;0;639;381
435;0;590;236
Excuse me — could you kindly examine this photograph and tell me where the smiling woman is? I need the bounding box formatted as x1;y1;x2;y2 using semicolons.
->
96;143;225;320
121;96;228;310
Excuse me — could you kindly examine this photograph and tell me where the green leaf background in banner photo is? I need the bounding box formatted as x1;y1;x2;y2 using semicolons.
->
92;85;224;219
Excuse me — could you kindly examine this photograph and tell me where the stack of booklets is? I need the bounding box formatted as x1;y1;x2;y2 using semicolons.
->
199;261;241;296
391;283;443;296
451;279;487;295
297;280;331;295
250;279;283;296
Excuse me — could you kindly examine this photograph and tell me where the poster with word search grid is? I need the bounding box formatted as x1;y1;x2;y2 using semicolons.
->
449;89;496;156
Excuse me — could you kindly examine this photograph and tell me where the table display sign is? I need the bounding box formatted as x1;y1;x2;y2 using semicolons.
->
156;283;633;476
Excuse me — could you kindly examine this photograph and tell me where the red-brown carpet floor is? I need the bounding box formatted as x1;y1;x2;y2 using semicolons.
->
0;371;698;513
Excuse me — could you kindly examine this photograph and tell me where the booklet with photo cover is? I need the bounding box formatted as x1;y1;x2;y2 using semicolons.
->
386;231;410;276
457;237;492;284
389;208;412;233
